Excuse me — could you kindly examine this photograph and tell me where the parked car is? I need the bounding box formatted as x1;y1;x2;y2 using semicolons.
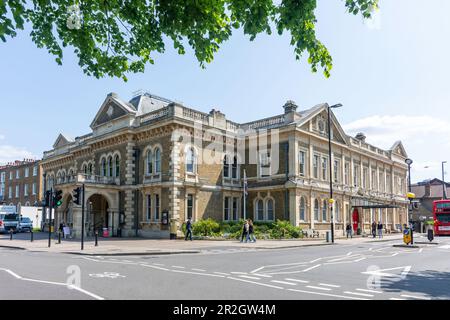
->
3;214;19;233
0;214;5;233
18;217;33;232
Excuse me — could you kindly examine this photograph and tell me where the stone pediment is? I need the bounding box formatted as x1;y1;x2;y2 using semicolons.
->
52;133;73;149
90;93;136;129
299;107;348;145
390;141;408;158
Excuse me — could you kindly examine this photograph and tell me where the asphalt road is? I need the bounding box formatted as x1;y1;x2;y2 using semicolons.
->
0;234;449;300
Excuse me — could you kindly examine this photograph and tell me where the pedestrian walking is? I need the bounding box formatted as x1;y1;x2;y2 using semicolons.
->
377;221;383;239
240;220;249;243
184;218;193;241
346;223;353;239
248;219;256;243
371;221;377;238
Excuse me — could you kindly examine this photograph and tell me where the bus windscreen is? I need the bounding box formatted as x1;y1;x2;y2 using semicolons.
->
436;213;450;223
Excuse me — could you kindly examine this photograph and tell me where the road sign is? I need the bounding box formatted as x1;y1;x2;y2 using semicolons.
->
403;228;412;245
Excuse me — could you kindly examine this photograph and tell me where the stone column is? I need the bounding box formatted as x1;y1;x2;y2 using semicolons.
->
288;135;298;178
310;193;315;229
123;140;136;236
169;132;182;236
289;189;297;226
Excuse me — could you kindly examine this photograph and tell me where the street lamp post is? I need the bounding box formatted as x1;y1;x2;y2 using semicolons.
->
328;103;343;244
405;158;414;244
442;161;447;200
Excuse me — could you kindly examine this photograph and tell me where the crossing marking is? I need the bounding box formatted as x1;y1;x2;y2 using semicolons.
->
302;264;321;272
239;275;261;280
271;280;297;286
285;278;309;283
344;291;374;298
356;288;383;294
318;283;341;288
227;277;284;290
306;285;332;291
287;289;370;300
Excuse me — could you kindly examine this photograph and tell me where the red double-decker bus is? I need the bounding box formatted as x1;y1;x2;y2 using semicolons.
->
433;200;450;236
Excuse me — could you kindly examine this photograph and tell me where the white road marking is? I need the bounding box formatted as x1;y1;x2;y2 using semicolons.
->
141;264;170;271
285;278;309;283
153;263;165;266
361;266;411;279
191;268;206;272
213;272;230;276
356;288;383;294
302;264;321;272
318;283;341;288
239;275;261;280
346;252;353;256
400;294;431;300
252;273;272;278
306;285;332;291
389;297;406;300
391;253;399;256
438;245;450;249
288;289;369;300
271;280;297;286
0;268;104;300
324;261;353;265
344;291;374;297
250;266;264;273
230;272;247;275
353;257;366;262
418;248;423;253
309;258;322;263
227;277;284;290
171;266;185;269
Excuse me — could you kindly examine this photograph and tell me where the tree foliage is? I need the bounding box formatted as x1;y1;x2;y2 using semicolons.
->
0;0;378;80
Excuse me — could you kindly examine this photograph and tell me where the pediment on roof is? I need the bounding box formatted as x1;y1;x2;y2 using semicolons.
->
90;94;136;129
390;141;408;158
299;107;348;145
53;133;73;149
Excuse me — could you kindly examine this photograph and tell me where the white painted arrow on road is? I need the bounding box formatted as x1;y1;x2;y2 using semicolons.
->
361;266;411;280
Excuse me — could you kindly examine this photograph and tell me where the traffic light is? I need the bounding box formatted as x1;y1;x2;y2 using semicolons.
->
43;190;51;207
72;187;81;205
53;190;63;208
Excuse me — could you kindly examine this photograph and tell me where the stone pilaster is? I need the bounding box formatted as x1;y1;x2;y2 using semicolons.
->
122;140;136;236
169;133;182;235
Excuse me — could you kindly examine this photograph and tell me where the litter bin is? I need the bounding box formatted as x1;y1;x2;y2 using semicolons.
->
326;231;331;243
102;228;109;237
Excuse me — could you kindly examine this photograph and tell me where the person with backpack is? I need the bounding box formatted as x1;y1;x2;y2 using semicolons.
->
240;220;249;243
346;223;353;239
248;219;256;243
185;217;193;241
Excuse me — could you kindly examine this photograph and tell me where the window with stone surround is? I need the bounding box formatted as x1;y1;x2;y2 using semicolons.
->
224;196;230;220
186;148;196;174
314;199;319;221
146;195;152;221
313;155;319;179
266;198;274;221
154;194;160;220
255;198;264;221
154;148;161;174
223;155;230;178
24;184;28;197
231;156;238;179
146;149;153;175
32;183;36;195
344;162;350;185
299;197;306;221
321;157;328;181
115;155;120;177
25;168;29;178
322;199;327;222
33;166;38;176
333;159;340;183
101;158;107;177
108;156;113;177
299;150;306;176
187;194;194;219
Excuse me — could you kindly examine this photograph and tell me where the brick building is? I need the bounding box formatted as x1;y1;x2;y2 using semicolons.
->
40;91;409;239
0;159;43;211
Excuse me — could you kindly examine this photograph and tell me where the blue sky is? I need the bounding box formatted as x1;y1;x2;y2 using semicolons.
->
1;0;449;182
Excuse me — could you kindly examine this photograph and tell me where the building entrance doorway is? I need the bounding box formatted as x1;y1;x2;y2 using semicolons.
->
87;194;110;236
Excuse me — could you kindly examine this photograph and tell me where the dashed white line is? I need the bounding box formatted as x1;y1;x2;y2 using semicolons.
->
228;277;284;290
250;267;264;273
239;275;261;280
353;257;366;262
309;258;321;263
171;266;185;269
356;288;383;294
270;280;297;286
252;273;272;278
344;291;374;298
400;294;431;300
346;252;353;256
191;268;206;272
391;253;399;256
302;264;321;272
284;278;309;283
318;283;341;288
213;272;230;276
306;285;332;291
288;289;369;300
141;264;170;271
153;263;165;266
230;272;247;275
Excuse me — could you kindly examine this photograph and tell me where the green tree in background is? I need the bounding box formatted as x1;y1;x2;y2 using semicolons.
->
1;0;378;81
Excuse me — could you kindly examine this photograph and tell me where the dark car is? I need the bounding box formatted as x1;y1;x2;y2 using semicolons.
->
18;217;33;232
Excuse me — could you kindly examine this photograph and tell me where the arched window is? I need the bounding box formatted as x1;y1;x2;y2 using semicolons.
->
61;171;66;183
108;156;113;177
82;164;87;175
88;163;93;175
147;150;153;175
101;158;107;177
314;199;319;221
154;148;161;173
186;147;196;173
256;199;264;221
322;200;328;222
115;155;120;177
299;197;306;221
232;156;238;179
68;169;73;182
223;155;229;178
267;199;274;221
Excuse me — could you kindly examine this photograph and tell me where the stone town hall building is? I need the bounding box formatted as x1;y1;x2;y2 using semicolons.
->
41;92;409;238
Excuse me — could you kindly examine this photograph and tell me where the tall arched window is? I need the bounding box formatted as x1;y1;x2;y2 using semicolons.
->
82;164;87;175
186;147;196;173
61;171;66;183
154;148;161;173
88;163;93;175
115;155;120;177
256;199;264;221
322;200;328;222
314;199;319;221
299;197;306;221
147;150;153;175
223;155;229;178
267;199;274;221
232;156;238;179
108;156;113;177
101;158;107;177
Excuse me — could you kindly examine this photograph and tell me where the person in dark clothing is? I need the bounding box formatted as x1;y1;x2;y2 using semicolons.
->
248;219;256;243
346;223;353;239
240;220;249;243
185;218;193;241
377;221;383;239
371;221;377;238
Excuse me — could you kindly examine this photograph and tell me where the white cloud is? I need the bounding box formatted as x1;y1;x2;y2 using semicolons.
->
0;135;5;140
0;145;37;165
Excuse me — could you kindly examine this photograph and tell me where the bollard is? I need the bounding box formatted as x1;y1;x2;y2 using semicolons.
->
9;229;13;240
58;231;61;244
30;230;34;242
95;230;98;247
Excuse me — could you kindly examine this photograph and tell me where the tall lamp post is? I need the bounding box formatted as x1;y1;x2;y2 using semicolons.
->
442;161;447;200
328;103;343;244
405;158;414;244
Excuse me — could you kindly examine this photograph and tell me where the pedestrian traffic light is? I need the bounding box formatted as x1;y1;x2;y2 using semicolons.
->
42;190;51;207
53;190;63;208
72;187;81;205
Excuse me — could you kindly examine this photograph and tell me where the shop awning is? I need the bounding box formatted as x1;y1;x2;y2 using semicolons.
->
351;196;400;209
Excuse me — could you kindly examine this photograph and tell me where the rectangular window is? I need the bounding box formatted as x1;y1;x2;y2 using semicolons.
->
1;172;5;182
333;159;340;183
9;172;13;180
16;170;19;179
33;166;38;176
15;185;19;198
24;168;29;178
372;170;377;190
231;158;237;179
313;155;319;179
24;184;28;197
146;195;152;221
187;194;194;219
32;183;37;195
299;150;306;176
8;186;12;198
321;157;328;181
353;164;359;187
232;197;238;221
379;172;385;192
259;151;271;177
224;197;230;221
363;167;368;189
344;162;350;185
154;194;160;220
386;174;391;193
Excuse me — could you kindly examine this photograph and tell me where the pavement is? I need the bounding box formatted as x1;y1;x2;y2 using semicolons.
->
0;232;406;256
0;233;449;300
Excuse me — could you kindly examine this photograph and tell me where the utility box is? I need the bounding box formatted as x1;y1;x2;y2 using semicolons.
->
326;231;331;243
170;218;178;240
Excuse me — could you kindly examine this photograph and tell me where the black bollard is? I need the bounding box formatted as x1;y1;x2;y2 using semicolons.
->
9;229;13;240
58;231;61;244
30;230;34;242
95;231;98;247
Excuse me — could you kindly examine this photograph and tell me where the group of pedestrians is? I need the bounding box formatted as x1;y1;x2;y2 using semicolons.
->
372;221;383;239
240;219;256;243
